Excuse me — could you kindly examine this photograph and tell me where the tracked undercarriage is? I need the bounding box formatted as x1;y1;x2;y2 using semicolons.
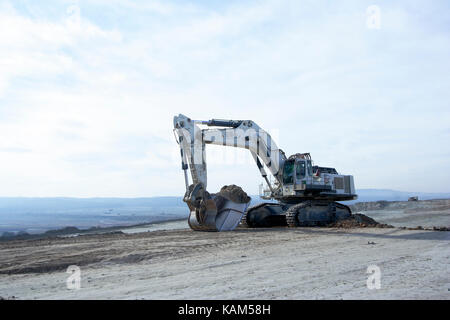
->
241;201;352;228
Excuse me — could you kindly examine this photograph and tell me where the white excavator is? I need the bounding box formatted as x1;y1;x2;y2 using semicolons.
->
173;114;357;232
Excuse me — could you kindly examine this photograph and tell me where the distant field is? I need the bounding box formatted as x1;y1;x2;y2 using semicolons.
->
0;198;188;235
1;189;449;236
352;199;450;228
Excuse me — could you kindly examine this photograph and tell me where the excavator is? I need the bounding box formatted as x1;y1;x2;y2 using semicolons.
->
173;114;357;231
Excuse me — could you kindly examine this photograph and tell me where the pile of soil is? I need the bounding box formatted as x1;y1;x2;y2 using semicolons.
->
327;213;394;229
216;185;251;204
327;212;448;231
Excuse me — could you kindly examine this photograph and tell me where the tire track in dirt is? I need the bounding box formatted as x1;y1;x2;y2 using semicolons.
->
0;228;298;274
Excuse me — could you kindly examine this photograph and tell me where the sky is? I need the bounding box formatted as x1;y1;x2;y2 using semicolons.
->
0;0;449;197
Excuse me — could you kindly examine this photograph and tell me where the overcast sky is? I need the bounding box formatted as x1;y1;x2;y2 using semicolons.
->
0;0;449;197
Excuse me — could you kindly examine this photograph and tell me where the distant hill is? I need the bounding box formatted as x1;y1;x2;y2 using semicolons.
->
0;196;185;214
0;197;188;235
251;189;450;205
347;189;450;204
1;189;449;235
1;189;450;214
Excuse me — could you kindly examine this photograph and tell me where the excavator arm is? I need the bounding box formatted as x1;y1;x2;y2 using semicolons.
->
173;114;287;231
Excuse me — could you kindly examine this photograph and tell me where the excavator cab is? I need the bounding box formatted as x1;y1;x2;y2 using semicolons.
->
282;158;313;195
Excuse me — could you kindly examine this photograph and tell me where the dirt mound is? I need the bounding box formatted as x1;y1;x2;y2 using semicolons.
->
327;213;394;228
216;185;251;204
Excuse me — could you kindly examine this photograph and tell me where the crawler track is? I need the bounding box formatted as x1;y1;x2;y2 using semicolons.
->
244;201;352;228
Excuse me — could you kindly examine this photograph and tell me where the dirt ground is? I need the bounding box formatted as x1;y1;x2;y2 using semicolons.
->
0;226;449;299
351;199;450;228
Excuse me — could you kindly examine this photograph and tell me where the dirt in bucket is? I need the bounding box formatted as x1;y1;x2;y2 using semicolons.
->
215;185;251;204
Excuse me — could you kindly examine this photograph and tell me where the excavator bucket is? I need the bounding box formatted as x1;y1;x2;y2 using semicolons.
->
185;184;251;231
212;195;251;231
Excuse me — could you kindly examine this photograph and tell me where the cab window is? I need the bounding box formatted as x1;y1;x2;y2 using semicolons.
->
307;160;312;176
296;161;306;178
282;160;294;184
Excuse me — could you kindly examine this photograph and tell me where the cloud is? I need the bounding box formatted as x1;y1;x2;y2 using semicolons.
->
0;0;449;196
